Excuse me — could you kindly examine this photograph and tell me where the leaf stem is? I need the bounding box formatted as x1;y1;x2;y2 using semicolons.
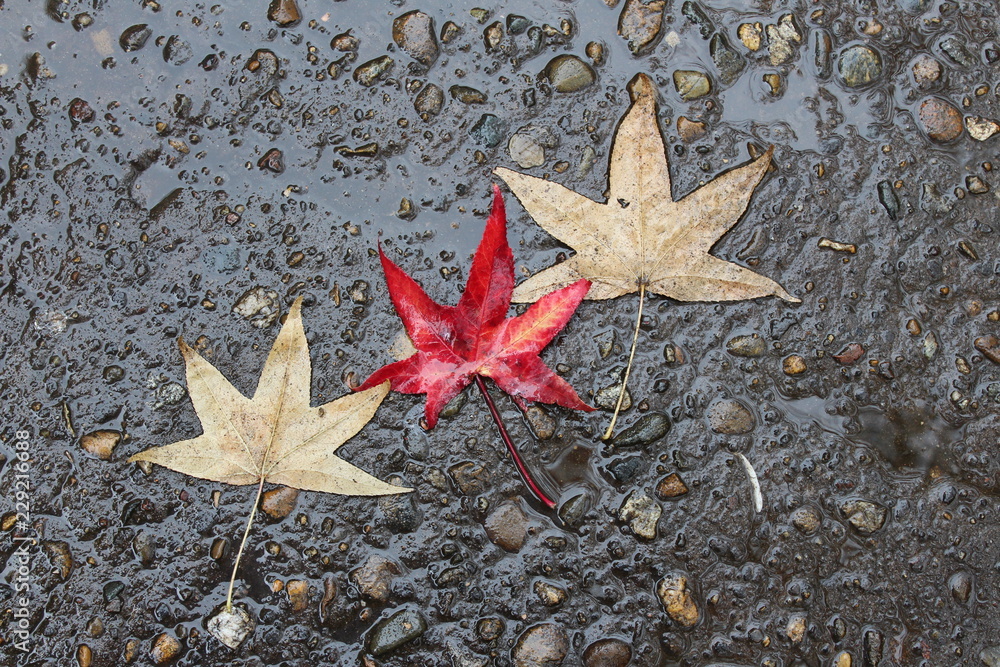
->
225;475;266;613
474;375;557;509
602;283;646;441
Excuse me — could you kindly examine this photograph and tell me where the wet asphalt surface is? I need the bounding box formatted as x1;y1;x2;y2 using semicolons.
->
3;0;1000;665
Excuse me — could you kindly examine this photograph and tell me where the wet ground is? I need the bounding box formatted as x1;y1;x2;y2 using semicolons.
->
3;0;1000;665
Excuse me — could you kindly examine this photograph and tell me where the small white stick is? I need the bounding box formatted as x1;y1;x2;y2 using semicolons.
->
737;452;763;513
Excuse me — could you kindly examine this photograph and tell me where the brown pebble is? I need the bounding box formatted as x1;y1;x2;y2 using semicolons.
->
975;335;1000;365
833;342;864;365
677;116;707;143
286;579;309;612
919;97;964;143
783;355;807;375
150;633;181;665
267;0;301;27
657;574;699;627
80;430;122;460
257;148;284;173
261;486;299;520
906;319;921;336
512;623;569;667
583;637;632;667
483;501;529;552
656;472;689;499
77;644;93;667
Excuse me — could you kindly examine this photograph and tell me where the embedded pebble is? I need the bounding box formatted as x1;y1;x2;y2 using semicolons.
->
677;116;707;143
918;97;964;143
368;608;427;656
287;579;309;611
864;629;884;666
120;24;151;52
838;45;882;87
609;412;670;448
352;554;400;603
508;133;545;169
331;31;359;52
484;501;529;552
840;499;887;535
261;486;299;520
878;180;900;219
354;56;394;87
619;491;661;539
595;382;631;411
966;116;1000;141
557;492;589;527
738;23;762;51
414;83;444;115
966;175;989;194
43;541;73;579
707;399;755;434
533;580;567;607
232;287;281;328
672;70;711;100
207;605;255;649
477;617;504;641
450;85;487;104
981;646;1000;666
582;638;632;667
815;29;833;78
710;33;745;85
393;11;438;66
163;36;192;66
792;506;821;534
257;148;284;173
80;430;121;460
449;461;490;495
783;354;807;375
656;473;689;499
267;0;301;26
483;21;504;51
727;333;766;357
786;614;807;642
766;14;802;65
512;623;569;667
77;644;92;667
151;633;181;664
378;484;421;533
586;41;606;65
681;1;714;38
69;98;95;123
656;574;699;627
833;342;865;365
470;113;506;149
605;456;645;485
940;36;977;68
975;335;1000;365
525;405;556;440
507;14;530;35
950;570;972;603
618;0;666;55
912;55;942;88
440;21;461;43
763;72;783;96
543;55;596;93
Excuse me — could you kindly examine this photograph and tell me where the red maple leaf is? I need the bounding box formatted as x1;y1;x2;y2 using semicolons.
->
357;185;593;507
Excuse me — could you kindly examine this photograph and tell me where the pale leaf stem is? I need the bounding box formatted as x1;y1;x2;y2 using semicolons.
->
602;283;646;441
225;475;266;613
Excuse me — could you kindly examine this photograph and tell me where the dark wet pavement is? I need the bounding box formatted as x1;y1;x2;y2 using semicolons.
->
3;0;1000;665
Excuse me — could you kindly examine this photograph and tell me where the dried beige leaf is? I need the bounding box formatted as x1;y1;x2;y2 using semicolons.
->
495;72;799;305
129;297;407;496
495;72;798;439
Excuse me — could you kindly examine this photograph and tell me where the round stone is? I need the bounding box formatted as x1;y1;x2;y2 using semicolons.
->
918;97;964;143
543;55;596;93
837;45;882;87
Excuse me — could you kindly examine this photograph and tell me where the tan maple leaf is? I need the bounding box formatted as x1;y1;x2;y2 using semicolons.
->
129;296;408;618
495;72;798;438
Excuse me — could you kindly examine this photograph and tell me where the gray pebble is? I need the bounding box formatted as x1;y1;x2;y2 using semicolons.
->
707;399;755;434
838;45;882;88
610;412;670;448
393;11;438;66
367;608;427;657
512;623;569;667
543;54;596;93
841;499;887;534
